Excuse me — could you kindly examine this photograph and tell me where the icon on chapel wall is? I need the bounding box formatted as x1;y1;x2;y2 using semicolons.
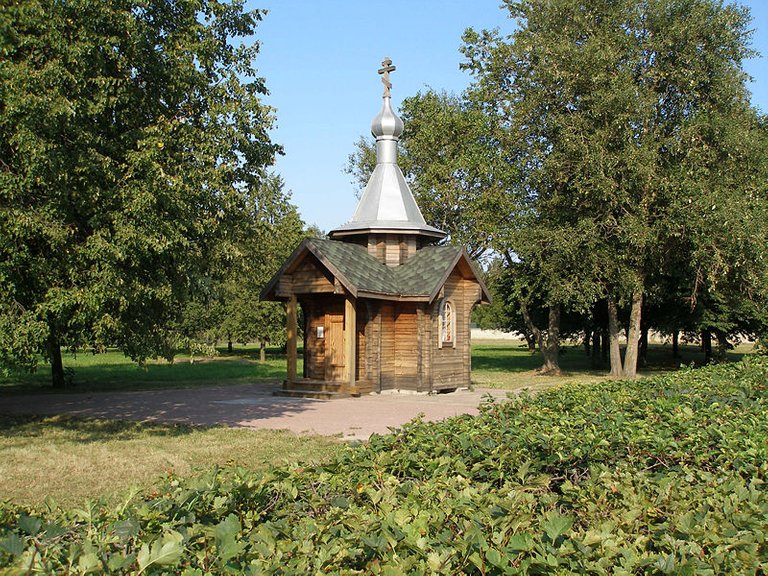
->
316;326;325;339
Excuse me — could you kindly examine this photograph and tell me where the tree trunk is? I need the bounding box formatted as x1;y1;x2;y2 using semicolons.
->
47;332;65;389
672;330;679;358
524;332;536;352
607;293;623;378
583;331;591;356
259;339;266;363
519;297;542;353
601;327;609;363
638;326;649;367
622;288;643;379
540;304;561;375
591;329;602;368
701;329;712;363
227;332;233;354
714;329;730;363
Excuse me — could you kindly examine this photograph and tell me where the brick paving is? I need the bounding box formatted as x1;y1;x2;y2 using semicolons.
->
0;383;511;440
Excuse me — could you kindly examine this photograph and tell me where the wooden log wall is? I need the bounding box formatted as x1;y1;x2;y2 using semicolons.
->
379;302;396;390
385;235;400;268
277;255;335;297
367;236;386;264
399;236;417;263
278;247;484;394
286;295;297;382
366;234;418;266
431;270;474;389
394;303;419;391
369;302;383;393
420;304;434;391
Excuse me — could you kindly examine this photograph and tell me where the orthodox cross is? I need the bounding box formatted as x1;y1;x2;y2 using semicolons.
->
378;57;396;97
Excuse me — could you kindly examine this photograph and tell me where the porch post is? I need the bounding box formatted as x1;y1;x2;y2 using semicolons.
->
286;295;297;382
344;295;357;394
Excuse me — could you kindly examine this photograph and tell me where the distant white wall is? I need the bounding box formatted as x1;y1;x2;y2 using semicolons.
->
471;328;522;340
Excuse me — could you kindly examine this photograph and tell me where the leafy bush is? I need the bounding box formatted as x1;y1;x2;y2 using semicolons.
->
2;357;767;574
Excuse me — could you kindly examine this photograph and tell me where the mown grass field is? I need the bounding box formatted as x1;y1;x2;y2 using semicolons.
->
0;417;340;508
0;346;302;394
471;338;753;390
2;338;752;394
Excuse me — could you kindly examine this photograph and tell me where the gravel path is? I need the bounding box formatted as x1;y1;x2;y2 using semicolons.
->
0;383;511;440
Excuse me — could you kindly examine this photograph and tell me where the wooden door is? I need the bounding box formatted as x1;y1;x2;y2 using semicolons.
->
325;314;345;381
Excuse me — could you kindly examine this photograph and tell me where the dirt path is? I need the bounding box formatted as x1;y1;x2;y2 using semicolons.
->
0;383;511;440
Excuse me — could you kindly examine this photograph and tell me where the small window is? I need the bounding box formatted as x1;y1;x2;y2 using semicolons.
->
438;299;456;348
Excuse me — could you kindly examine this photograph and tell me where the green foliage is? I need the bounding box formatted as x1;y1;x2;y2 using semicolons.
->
0;302;47;376
0;0;279;382
177;173;305;352
460;0;768;376
2;357;768;573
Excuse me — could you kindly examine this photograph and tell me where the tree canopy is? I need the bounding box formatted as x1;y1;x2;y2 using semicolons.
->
0;0;282;385
176;173;305;360
460;0;768;376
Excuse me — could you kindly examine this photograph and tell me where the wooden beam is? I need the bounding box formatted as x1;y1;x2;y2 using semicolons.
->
286;295;298;383
417;307;424;391
344;296;357;395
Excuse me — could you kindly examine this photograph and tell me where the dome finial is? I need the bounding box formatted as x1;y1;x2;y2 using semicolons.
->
378;57;395;97
371;57;403;140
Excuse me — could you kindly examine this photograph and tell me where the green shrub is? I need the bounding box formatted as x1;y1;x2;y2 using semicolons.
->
2;357;767;574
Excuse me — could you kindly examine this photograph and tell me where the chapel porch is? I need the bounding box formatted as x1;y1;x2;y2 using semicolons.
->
275;293;366;399
278;377;376;400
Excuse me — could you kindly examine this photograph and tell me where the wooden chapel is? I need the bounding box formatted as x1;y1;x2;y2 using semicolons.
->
261;59;490;398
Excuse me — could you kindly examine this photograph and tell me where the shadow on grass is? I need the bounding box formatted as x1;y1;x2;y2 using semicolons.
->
0;379;334;431
0;414;208;443
472;344;605;377
471;347;546;374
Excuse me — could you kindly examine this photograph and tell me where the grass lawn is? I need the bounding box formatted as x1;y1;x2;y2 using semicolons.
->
0;415;340;508
471;338;755;391
0;345;303;394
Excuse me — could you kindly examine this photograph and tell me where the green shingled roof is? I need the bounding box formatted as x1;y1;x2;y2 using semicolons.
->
307;238;400;295
262;236;487;302
393;245;462;296
307;238;461;299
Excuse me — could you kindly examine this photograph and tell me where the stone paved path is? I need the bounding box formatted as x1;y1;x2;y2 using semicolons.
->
0;383;511;440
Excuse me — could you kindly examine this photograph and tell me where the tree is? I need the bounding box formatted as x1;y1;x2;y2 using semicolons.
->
462;0;765;378
0;0;279;386
217;174;305;360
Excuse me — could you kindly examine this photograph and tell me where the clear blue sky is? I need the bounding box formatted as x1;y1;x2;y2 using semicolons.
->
250;0;768;233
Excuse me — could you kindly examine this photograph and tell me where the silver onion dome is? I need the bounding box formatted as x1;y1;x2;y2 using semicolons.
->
329;58;446;241
371;96;404;140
